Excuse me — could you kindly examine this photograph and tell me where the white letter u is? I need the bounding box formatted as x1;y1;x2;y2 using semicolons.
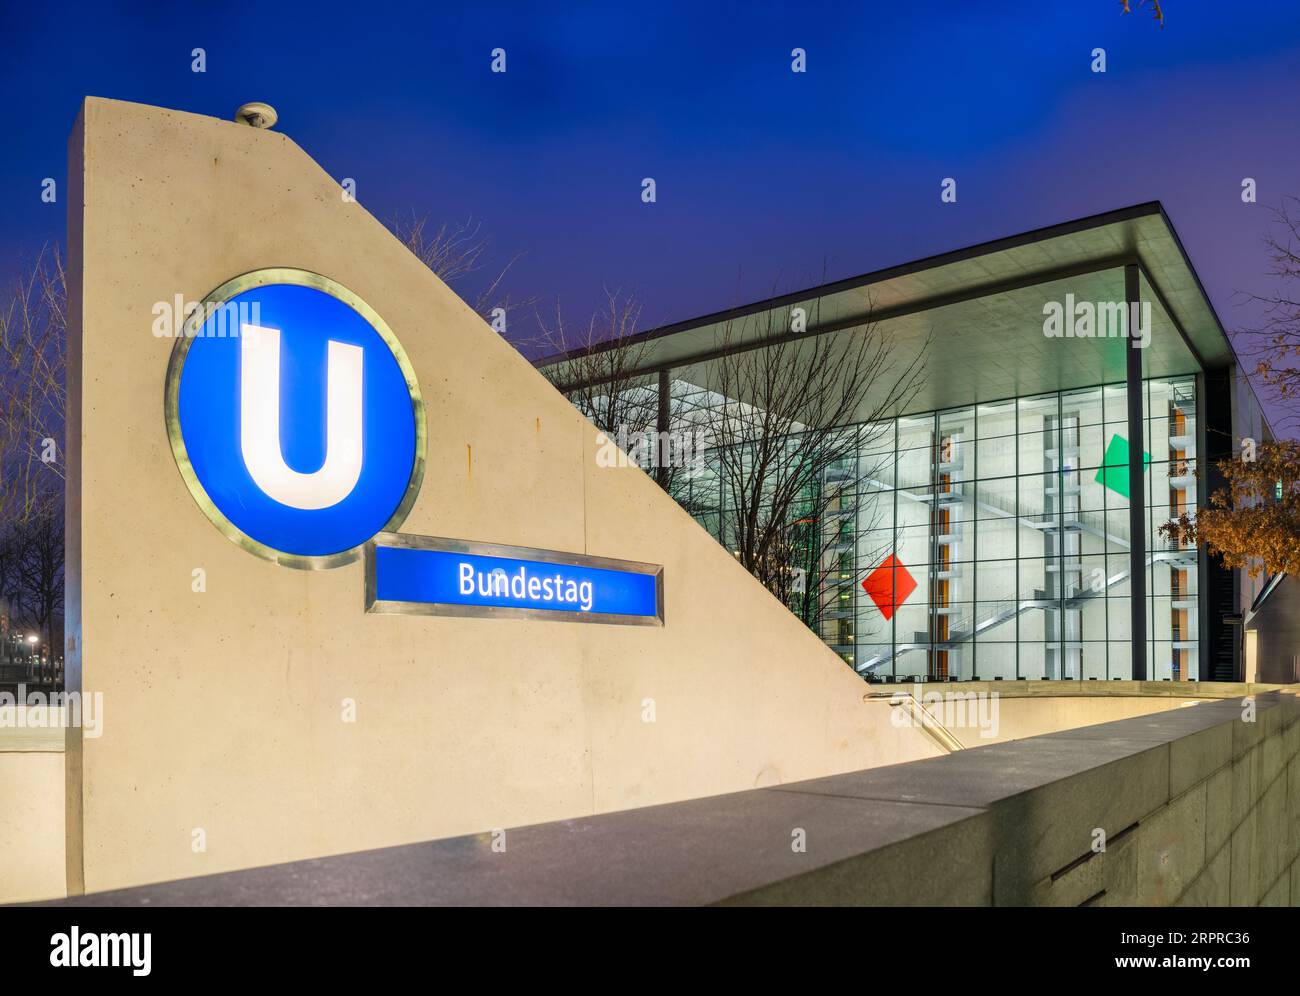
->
239;323;363;509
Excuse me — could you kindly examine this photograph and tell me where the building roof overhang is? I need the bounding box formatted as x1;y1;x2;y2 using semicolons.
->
540;203;1241;418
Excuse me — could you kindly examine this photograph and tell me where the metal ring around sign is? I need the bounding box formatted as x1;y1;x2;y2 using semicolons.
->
163;267;428;570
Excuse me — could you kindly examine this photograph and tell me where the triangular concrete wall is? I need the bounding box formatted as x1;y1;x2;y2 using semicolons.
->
65;97;937;894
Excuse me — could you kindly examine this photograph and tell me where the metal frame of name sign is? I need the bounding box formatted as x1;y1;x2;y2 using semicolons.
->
365;531;665;627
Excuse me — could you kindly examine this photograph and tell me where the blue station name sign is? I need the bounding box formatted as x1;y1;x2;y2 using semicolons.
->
366;533;664;626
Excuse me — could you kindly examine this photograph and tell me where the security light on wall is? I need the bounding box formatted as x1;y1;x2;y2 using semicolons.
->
235;102;278;129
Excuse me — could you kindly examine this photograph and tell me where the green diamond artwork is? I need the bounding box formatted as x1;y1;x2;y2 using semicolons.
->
1095;433;1151;498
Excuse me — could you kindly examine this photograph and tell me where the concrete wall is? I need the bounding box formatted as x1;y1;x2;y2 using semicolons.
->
10;680;1276;903
1248;576;1300;685
755;689;1300;906
64;96;946;895
49;690;1298;907
9;679;1274;906
0;712;66;902
1020;691;1300;906
0;750;65;903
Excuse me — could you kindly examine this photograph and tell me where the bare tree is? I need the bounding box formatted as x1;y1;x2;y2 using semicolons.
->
391;214;530;338
0;243;66;526
695;293;926;623
1120;0;1165;28
14;503;63;668
0;244;66;672
532;289;693;495
534;289;654;433
1235;197;1300;429
0;526;21;663
1160;200;1300;577
534;280;927;629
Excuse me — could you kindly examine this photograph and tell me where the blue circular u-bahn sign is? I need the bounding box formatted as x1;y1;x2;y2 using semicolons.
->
165;269;426;568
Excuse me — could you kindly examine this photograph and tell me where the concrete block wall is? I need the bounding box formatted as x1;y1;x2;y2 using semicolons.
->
741;693;1300;906
1020;691;1299;906
45;688;1299;906
0;752;65;903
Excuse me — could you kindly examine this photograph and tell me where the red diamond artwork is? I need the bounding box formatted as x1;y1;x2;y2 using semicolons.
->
861;555;917;621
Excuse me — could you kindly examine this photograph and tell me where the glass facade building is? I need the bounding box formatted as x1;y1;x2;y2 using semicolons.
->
670;374;1199;681
544;204;1270;683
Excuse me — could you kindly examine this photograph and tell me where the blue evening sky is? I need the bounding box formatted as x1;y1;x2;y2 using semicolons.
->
2;1;1298;422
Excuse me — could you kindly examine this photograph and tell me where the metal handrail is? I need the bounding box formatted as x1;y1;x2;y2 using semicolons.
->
871;692;967;752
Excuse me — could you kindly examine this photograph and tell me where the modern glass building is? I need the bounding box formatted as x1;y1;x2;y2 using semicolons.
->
544;204;1275;682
